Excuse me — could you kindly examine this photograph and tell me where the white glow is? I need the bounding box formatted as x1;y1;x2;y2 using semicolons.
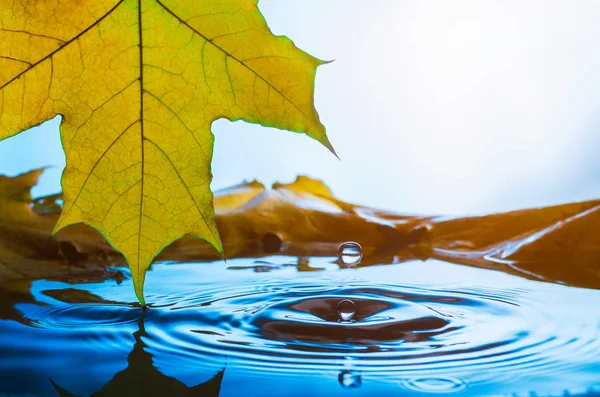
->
1;1;599;214
212;0;600;214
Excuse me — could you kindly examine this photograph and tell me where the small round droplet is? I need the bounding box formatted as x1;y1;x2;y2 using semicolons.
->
337;241;363;267
337;299;356;322
338;370;362;389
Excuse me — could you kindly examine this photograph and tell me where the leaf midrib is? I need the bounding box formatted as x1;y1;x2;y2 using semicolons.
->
137;0;146;292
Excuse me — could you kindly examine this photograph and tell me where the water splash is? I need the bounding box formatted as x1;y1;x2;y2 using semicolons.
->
337;242;363;267
337;299;356;323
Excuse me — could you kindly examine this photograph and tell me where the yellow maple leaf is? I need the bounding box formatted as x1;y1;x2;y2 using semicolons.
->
0;0;333;303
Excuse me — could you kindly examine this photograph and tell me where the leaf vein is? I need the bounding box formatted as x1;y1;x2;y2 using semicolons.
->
144;89;208;158
101;180;142;223
60;119;140;228
144;137;218;245
137;0;146;301
0;28;66;44
0;0;124;91
0;55;32;66
155;0;319;132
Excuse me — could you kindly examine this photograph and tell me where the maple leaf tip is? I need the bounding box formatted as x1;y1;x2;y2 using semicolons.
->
332;147;341;161
133;277;147;306
321;136;339;159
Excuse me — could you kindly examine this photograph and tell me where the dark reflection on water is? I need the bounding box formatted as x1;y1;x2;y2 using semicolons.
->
50;311;224;397
0;258;599;397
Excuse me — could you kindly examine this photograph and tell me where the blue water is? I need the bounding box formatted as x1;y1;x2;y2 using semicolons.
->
1;258;599;397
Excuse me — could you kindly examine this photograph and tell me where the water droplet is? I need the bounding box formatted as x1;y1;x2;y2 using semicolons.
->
337;241;363;267
337;299;356;322
338;370;362;389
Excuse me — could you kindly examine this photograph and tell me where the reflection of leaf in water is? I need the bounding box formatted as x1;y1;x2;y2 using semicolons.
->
0;281;39;325
50;315;225;397
0;285;135;325
49;380;80;397
42;288;126;306
50;314;224;397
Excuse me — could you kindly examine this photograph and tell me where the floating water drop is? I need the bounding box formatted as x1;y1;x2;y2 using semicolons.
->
337;299;356;323
338;370;362;389
337;241;363;267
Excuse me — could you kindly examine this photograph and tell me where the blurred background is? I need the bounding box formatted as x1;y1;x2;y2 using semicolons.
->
1;0;599;215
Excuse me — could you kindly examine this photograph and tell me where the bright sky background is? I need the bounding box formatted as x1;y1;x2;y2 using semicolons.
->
1;0;599;215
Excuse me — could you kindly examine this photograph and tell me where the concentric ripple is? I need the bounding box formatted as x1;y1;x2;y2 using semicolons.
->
4;258;600;395
140;278;599;383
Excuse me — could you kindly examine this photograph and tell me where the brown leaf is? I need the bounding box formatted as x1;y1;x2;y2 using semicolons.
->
0;170;119;282
1;169;599;290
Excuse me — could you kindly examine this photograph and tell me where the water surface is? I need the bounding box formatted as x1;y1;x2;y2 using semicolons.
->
1;258;599;397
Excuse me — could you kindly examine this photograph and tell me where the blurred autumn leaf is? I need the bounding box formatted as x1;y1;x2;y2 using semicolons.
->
0;0;333;303
1;170;599;293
